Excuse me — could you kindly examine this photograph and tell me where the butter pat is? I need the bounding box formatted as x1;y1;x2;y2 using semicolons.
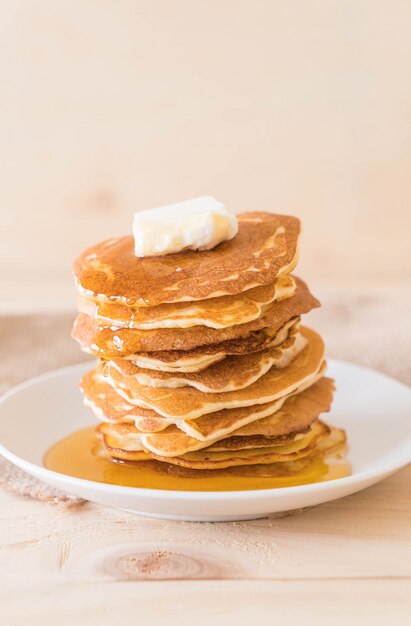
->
133;196;238;257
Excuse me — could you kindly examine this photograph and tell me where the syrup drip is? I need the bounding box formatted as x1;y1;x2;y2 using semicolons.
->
44;426;350;492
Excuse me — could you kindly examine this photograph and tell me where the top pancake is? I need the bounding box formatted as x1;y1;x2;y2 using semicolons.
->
74;213;300;307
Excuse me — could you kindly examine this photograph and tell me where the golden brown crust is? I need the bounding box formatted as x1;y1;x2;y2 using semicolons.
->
76;320;300;367
72;277;319;357
99;327;325;420
109;324;305;393
90;377;334;457
77;275;296;331
74;213;300;306
97;421;331;468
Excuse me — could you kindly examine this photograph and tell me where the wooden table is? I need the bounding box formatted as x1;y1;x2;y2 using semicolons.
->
1;468;410;625
0;311;410;624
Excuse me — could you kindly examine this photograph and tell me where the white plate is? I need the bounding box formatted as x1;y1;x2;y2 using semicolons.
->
0;360;410;522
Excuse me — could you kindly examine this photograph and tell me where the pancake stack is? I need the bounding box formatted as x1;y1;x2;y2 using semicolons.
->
72;212;346;478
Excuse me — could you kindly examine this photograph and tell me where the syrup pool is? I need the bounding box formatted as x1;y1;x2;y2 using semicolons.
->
44;426;350;492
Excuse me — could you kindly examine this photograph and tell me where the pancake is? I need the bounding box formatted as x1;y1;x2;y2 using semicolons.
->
137;426;346;480
124;318;300;373
99;327;325;420
94;377;334;456
82;366;329;440
205;430;310;451
172;368;328;440
97;420;332;468
78;275;296;330
74;213;300;307
109;327;307;393
97;421;311;456
72;277;319;357
230;377;334;438
170;425;344;472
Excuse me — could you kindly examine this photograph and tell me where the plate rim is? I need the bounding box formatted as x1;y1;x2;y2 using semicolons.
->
0;359;410;502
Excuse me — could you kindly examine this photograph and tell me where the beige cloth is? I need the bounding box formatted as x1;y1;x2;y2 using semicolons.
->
0;296;410;506
0;313;89;508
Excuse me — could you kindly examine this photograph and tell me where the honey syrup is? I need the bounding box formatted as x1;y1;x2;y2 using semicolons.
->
44;426;350;492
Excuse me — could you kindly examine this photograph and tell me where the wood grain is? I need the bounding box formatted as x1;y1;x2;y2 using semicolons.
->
0;464;410;623
1;468;410;578
0;580;410;626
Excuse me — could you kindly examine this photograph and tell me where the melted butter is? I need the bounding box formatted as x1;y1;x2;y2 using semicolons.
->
44;426;350;492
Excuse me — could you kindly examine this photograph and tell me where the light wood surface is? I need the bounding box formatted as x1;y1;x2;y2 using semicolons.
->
2;2;410;619
0;466;410;624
